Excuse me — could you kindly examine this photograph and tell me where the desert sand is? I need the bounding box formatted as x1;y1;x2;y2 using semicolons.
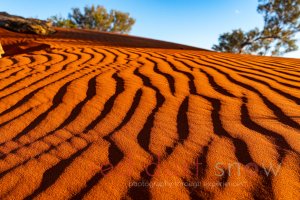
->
0;27;299;200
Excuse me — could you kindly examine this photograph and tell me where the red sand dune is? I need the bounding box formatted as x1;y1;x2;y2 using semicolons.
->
0;27;299;200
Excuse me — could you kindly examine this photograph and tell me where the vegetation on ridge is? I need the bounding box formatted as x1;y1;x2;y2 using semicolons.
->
213;0;300;56
49;5;135;34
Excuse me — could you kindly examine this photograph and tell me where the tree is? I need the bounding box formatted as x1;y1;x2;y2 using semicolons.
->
49;5;135;34
109;10;135;33
212;0;300;56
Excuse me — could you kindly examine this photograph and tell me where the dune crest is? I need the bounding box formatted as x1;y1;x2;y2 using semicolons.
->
0;28;299;200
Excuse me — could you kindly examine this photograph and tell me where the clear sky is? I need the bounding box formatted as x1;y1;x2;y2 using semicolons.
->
1;0;299;58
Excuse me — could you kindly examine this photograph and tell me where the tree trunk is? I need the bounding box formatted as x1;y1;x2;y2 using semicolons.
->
0;42;4;58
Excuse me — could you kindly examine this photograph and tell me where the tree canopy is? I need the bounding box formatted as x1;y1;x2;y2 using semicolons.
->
212;0;300;56
50;5;135;34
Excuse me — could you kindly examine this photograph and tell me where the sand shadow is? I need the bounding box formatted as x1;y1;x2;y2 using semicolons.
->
2;42;51;57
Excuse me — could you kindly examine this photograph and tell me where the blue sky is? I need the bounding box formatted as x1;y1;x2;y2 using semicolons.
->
1;0;299;58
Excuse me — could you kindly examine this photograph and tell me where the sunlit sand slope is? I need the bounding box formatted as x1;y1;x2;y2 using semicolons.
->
0;27;299;200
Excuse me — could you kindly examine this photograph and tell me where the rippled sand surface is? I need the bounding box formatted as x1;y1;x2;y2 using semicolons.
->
0;27;299;200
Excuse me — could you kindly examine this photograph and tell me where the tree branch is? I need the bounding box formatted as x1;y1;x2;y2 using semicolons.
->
239;35;281;53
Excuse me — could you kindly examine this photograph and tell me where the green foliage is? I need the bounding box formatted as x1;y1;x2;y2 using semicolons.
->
109;10;135;33
49;5;135;34
50;15;77;28
213;0;300;56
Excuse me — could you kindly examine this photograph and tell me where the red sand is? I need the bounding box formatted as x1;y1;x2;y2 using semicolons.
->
0;27;299;200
